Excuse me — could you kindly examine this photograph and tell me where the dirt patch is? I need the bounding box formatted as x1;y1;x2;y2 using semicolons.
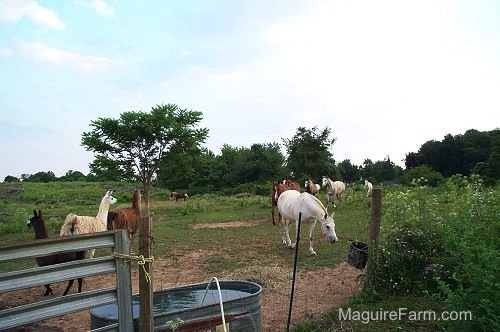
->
192;220;267;229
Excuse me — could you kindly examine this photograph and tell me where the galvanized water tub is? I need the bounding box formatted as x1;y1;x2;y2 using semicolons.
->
90;280;262;331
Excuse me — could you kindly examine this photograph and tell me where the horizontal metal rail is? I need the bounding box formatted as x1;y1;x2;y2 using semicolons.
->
0;230;133;331
0;231;116;263
0;256;116;293
0;287;118;330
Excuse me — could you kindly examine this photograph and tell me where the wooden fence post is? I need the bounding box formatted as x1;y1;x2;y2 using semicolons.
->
367;188;382;285
139;215;154;331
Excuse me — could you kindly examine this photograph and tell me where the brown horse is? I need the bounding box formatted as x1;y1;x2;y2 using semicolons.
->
271;181;293;225
283;177;301;191
305;179;321;196
170;191;188;201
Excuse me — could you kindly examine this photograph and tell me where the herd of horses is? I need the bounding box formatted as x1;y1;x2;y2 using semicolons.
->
272;177;373;255
271;176;346;225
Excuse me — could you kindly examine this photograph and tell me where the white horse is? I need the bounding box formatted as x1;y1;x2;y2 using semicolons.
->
277;190;337;256
321;176;346;208
364;180;373;197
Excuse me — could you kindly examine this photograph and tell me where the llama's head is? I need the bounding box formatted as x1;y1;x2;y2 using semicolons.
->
103;190;117;206
27;209;43;228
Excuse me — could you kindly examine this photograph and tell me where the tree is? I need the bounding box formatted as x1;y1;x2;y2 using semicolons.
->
3;175;20;183
89;155;134;182
404;129;497;178
23;171;57;183
337;159;360;183
58;170;87;182
238;143;286;183
82;104;209;212
283;126;337;181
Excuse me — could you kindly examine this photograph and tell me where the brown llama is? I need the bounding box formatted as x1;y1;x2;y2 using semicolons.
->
27;210;85;296
107;188;141;244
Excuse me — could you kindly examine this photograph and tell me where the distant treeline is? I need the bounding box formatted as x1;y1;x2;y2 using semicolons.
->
4;128;498;192
405;128;499;184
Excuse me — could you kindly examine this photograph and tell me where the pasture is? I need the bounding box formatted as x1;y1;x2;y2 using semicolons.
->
0;181;370;331
1;179;497;331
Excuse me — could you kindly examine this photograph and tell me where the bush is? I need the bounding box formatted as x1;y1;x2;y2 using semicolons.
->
375;176;499;331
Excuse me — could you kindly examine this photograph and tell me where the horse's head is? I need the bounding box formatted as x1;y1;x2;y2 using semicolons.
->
320;212;337;243
321;176;329;187
27;209;43;228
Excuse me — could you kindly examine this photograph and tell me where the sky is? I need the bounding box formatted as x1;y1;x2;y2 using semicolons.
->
0;0;499;180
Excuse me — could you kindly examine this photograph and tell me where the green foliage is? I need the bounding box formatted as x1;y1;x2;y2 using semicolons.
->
403;165;445;186
361;157;404;183
283;126;338;180
158;143;287;192
3;175;20;183
405;128;498;178
373;176;499;331
82;103;209;207
337;159;361;183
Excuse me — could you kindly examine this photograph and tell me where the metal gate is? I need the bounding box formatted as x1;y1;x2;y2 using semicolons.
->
0;230;133;331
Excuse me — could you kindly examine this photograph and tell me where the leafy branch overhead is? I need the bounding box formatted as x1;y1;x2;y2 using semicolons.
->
81;104;209;206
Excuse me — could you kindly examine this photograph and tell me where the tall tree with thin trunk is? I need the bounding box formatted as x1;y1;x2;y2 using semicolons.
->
82;103;208;213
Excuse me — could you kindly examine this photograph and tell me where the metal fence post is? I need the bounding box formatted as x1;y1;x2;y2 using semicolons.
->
114;230;133;331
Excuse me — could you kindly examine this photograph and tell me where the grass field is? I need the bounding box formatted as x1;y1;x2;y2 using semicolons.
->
2;180;496;331
0;181;370;275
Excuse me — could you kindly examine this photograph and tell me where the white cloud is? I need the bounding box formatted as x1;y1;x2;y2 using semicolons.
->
0;48;14;58
89;0;115;18
0;0;65;30
16;41;122;71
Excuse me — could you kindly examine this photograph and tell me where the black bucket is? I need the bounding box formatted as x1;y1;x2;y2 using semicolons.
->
347;241;368;269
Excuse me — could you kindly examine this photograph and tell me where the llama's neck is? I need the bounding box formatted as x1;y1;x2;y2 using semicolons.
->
34;222;49;240
132;190;141;213
96;199;111;225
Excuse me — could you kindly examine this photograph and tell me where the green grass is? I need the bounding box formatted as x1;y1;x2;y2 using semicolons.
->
4;181;492;331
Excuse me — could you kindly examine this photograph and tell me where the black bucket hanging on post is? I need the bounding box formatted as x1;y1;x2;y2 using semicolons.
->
347;241;368;269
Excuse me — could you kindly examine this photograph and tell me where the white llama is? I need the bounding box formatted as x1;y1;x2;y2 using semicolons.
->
60;190;117;259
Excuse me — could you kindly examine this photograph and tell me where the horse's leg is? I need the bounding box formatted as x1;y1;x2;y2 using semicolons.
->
291;218;301;250
337;193;343;208
44;284;53;296
62;279;74;296
283;219;293;248
308;220;317;256
271;203;276;225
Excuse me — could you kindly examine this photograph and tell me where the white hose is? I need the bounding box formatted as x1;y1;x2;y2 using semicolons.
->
201;276;227;332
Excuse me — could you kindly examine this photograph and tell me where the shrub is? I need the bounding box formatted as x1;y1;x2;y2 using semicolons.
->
374;175;499;331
